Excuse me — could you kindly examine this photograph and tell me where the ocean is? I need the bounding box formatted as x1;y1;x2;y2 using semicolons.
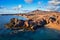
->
0;15;60;40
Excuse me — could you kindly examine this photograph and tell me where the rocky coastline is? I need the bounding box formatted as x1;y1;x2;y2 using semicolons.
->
5;10;60;33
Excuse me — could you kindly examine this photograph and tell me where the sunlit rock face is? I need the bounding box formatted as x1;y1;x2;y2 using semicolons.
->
45;15;60;30
5;18;48;32
5;10;60;32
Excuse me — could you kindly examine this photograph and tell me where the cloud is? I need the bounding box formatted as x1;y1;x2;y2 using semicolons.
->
24;0;33;3
45;0;60;12
21;10;31;13
0;9;18;14
48;0;60;6
0;5;30;14
0;6;6;9
0;5;23;14
38;1;41;5
12;5;22;10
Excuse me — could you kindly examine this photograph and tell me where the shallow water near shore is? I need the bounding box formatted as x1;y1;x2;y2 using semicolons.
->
0;15;60;40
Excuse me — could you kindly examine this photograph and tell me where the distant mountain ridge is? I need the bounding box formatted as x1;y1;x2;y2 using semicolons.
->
0;9;60;15
29;9;60;14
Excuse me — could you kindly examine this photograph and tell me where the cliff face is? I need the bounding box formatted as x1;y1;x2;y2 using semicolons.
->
27;10;60;30
5;10;60;31
45;15;60;30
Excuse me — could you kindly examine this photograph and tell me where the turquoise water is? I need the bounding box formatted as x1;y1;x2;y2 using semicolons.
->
0;15;60;40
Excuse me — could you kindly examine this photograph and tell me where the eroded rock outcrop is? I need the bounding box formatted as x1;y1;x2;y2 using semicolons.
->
5;17;48;32
5;10;60;32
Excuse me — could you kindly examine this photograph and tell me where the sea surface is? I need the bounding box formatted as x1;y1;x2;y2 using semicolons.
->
0;15;60;40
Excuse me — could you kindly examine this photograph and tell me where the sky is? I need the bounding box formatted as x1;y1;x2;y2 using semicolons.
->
0;0;60;14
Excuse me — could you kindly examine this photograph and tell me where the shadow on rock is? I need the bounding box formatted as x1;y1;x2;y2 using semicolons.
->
5;18;48;32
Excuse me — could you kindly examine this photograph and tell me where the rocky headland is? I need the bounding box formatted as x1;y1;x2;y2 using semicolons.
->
5;10;60;32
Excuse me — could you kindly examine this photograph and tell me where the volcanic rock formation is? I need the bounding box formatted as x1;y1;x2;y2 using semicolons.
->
5;10;60;32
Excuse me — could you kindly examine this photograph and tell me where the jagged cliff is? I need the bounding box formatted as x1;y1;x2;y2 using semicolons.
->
5;10;60;32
